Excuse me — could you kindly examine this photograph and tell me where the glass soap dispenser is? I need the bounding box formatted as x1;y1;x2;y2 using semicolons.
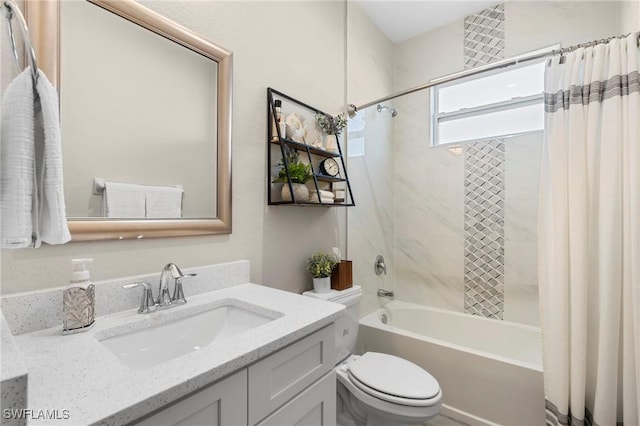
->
62;258;96;335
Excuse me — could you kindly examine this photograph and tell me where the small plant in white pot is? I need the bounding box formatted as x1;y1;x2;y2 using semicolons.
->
272;149;313;202
307;252;337;294
315;112;347;153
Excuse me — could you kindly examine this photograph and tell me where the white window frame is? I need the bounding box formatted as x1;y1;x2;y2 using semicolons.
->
430;46;557;147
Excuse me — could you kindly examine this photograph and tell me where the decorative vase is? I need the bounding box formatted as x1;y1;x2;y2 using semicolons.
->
324;134;338;153
281;183;309;202
313;277;331;294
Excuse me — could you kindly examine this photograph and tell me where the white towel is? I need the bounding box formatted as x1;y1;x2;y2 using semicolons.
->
103;182;146;218
1;68;70;248
318;190;335;199
308;194;335;204
1;69;35;248
145;186;183;218
35;69;71;245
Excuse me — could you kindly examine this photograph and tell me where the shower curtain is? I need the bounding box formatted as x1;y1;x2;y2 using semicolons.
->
540;33;639;426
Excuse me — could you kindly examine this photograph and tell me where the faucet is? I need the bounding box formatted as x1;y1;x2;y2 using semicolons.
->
156;263;197;307
123;263;197;314
123;282;155;314
377;289;394;300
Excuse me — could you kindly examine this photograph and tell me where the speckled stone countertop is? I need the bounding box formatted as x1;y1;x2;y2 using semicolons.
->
1;312;28;426
13;283;344;425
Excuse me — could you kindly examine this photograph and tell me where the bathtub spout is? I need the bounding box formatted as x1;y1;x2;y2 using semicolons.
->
377;289;394;300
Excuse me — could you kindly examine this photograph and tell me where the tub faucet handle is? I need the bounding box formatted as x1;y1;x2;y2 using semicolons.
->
375;255;387;275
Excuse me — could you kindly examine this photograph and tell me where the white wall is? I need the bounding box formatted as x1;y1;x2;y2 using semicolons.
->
1;0;347;295
618;0;640;33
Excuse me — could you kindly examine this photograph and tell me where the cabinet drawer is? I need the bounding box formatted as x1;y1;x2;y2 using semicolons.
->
248;324;335;424
256;371;336;426
134;370;247;426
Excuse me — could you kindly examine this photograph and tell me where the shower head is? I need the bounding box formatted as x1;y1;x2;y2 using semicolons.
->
376;104;398;117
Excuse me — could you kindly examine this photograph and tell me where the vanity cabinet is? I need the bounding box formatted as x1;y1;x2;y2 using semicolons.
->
135;370;247;426
133;324;336;426
267;88;355;207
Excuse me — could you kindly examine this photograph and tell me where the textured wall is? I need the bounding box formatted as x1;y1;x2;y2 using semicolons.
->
1;1;347;295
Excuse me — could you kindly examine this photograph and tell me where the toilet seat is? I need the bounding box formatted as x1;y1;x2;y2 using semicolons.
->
346;352;440;407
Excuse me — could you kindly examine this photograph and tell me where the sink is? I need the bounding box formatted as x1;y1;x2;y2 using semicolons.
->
98;303;279;369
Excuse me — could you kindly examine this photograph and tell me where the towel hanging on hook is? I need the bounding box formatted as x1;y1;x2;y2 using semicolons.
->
2;0;39;84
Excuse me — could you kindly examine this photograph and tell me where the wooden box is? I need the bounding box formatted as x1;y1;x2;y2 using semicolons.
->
331;261;352;291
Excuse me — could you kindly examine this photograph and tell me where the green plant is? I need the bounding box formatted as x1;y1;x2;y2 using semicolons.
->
315;112;347;136
272;149;313;184
307;251;338;278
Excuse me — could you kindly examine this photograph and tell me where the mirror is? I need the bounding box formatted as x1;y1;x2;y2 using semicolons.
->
32;0;231;240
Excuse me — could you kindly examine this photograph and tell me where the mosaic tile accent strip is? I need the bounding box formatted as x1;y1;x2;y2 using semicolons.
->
464;3;505;69
463;139;505;319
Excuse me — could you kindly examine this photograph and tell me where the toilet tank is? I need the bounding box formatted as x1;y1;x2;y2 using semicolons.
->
303;286;362;365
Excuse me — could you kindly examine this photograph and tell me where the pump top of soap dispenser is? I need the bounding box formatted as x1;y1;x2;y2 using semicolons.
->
70;258;93;285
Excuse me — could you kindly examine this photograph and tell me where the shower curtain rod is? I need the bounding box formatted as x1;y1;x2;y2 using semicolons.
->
353;32;640;112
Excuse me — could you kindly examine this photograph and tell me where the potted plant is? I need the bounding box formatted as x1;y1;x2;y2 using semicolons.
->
272;149;313;202
307;251;338;293
315;112;347;153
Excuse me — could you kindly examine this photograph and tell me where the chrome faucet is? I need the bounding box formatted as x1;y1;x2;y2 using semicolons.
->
123;264;197;314
123;282;155;314
156;263;197;307
377;289;394;300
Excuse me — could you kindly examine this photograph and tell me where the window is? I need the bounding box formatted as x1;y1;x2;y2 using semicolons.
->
431;50;552;146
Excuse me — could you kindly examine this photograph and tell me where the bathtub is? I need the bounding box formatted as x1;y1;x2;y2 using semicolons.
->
358;301;545;426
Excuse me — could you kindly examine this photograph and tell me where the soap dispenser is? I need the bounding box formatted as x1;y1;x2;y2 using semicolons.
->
62;258;96;335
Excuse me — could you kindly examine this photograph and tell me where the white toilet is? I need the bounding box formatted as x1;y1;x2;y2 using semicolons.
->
304;286;442;426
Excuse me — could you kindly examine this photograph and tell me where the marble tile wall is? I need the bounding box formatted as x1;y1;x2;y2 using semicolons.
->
347;107;396;317
394;91;465;312
503;132;543;325
346;2;396;318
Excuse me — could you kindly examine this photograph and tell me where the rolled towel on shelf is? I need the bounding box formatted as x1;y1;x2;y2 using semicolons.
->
318;189;335;199
308;194;335;204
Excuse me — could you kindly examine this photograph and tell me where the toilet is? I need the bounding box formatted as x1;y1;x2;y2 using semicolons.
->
304;286;442;426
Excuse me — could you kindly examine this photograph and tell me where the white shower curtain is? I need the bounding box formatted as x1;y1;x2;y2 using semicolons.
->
540;33;640;426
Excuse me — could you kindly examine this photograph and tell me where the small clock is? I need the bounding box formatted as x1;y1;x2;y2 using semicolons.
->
319;158;340;177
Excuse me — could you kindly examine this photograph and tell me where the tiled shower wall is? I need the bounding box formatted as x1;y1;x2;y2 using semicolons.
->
461;4;507;318
390;2;619;326
463;139;505;319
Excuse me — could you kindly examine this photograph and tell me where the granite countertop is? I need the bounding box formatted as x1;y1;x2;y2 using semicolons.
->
13;283;344;425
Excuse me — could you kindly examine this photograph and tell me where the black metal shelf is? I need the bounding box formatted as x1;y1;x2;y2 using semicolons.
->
270;138;342;158
267;88;355;207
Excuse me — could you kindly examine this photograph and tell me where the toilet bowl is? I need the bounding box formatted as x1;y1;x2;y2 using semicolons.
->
303;286;442;426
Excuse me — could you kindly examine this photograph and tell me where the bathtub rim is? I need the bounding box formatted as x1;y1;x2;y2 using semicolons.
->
359;300;543;373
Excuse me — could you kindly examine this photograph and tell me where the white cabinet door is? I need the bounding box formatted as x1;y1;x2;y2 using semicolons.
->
256;371;336;426
135;370;247;426
248;324;334;424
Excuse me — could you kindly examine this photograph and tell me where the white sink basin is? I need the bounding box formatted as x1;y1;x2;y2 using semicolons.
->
98;303;279;369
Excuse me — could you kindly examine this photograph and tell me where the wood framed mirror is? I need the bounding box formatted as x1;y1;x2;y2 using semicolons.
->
27;0;232;241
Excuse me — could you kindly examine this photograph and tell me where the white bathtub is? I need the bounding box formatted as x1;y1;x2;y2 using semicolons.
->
359;301;545;426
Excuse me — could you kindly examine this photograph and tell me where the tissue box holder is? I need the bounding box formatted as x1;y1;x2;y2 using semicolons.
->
331;260;353;291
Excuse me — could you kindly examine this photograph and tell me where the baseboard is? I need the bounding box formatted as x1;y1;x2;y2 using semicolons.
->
441;404;502;426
